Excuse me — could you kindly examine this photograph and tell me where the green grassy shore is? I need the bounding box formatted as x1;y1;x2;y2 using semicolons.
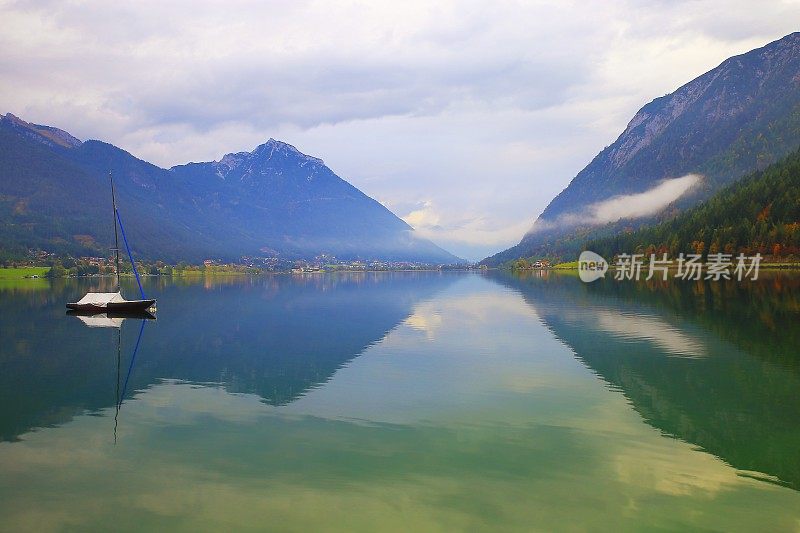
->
0;267;50;279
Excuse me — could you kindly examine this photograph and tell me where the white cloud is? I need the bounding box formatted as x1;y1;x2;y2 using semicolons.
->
402;201;441;229
585;173;701;224
401;199;536;260
528;174;701;234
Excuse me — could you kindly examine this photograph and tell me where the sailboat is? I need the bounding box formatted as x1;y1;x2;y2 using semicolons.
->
67;172;156;313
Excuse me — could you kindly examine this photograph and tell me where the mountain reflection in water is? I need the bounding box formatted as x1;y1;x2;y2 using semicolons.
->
0;272;456;441
491;270;800;490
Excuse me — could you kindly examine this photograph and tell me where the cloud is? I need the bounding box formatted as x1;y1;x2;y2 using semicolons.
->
531;174;701;232
584;173;701;224
402;201;441;230
401;199;535;260
0;0;596;134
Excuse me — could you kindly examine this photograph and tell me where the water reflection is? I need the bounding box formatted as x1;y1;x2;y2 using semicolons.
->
0;273;455;441
114;318;147;444
491;270;800;490
1;273;800;530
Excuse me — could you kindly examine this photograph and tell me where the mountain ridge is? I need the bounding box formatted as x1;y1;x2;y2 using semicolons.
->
484;31;800;265
0;113;461;263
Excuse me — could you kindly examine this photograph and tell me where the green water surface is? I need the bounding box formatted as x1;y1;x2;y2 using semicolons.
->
0;271;798;531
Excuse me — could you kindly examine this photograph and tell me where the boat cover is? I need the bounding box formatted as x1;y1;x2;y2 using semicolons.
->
75;292;127;306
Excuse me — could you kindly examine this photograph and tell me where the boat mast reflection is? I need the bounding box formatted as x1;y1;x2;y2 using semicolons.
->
68;311;152;443
115;319;146;444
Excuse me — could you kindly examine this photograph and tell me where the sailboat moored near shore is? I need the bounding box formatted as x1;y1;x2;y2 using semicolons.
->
66;172;156;314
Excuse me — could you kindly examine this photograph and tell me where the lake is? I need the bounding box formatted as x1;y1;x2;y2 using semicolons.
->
1;271;799;531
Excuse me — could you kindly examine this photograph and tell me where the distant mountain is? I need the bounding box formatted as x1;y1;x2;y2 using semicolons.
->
484;32;800;265
0;113;460;263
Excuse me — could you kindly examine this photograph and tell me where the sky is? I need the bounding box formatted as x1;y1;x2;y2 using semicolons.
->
1;0;798;260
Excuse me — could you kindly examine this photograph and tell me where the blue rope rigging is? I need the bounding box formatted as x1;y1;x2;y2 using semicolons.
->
115;209;146;299
118;319;146;410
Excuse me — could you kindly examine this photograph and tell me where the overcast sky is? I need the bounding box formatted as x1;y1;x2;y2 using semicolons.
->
1;0;797;259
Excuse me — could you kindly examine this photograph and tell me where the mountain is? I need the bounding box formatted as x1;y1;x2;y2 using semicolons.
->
0;113;460;263
587;146;800;258
169;140;458;261
484;31;800;265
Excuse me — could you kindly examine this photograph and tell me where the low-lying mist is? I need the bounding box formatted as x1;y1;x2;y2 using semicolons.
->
529;173;701;233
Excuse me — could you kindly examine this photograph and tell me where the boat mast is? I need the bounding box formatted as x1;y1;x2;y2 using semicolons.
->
110;171;122;292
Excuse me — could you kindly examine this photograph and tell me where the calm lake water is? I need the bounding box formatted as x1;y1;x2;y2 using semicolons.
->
1;271;799;531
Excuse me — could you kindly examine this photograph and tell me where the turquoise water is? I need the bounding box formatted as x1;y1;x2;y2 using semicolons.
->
0;271;799;531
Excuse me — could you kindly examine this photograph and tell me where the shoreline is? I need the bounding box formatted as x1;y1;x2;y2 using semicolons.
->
0;267;476;281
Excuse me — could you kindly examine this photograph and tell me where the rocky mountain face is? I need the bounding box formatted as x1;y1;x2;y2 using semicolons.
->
170;139;457;261
484;32;800;264
0;114;460;263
